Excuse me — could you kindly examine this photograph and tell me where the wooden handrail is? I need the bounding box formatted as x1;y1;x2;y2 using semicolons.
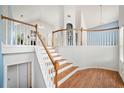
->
53;29;67;33
53;27;119;33
82;27;119;32
1;15;36;27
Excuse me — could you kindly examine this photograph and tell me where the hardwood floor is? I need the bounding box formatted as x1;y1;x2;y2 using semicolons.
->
59;68;124;88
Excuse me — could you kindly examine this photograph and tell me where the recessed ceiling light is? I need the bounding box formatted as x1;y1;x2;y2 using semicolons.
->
20;14;23;18
67;15;71;17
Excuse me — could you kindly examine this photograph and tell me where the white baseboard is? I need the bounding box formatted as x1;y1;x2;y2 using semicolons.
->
78;66;118;72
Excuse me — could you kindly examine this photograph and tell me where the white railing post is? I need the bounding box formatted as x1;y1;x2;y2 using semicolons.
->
112;31;114;46
19;24;21;45
5;20;8;45
15;23;17;45
10;21;13;45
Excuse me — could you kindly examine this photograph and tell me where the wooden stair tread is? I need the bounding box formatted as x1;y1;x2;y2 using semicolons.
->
56;59;67;62
53;55;61;57
58;63;72;70
50;51;56;53
57;66;78;81
48;48;55;50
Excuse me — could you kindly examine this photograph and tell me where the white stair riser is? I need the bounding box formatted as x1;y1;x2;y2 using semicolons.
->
47;47;53;49
59;60;68;66
35;46;55;50
41;49;56;53
58;64;73;74
37;47;53;49
54;57;62;60
58;69;78;86
50;53;58;56
49;49;56;52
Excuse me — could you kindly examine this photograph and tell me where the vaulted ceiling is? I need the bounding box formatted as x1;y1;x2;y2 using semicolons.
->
81;5;119;28
11;5;64;28
11;5;119;29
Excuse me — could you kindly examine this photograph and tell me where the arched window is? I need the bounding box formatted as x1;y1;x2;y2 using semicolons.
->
66;23;73;46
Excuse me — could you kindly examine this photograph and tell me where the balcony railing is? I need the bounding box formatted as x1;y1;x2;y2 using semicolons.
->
52;27;119;47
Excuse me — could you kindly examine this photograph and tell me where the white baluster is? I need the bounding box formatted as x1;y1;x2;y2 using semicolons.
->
100;32;103;46
5;20;8;45
92;32;94;46
92;32;93;46
112;31;115;46
19;24;21;45
94;32;96;46
107;31;110;46
100;32;102;46
117;31;119;46
110;31;111;46
89;32;91;46
27;26;30;45
25;25;28;45
106;31;108;46
105;32;107;46
13;22;15;45
96;32;98;46
15;23;17;45
10;21;13;45
115;30;118;46
99;32;101;46
29;26;32;45
98;32;101;46
23;25;25;45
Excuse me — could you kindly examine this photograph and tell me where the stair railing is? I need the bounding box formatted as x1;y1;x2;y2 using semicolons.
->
52;27;119;47
1;15;37;45
1;15;58;88
34;27;59;88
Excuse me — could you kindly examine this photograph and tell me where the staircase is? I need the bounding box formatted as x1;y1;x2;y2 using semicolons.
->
35;46;78;88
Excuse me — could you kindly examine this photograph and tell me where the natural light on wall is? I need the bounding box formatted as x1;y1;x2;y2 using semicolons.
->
119;26;123;62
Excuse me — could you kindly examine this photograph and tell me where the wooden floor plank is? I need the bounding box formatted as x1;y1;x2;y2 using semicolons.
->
59;68;124;88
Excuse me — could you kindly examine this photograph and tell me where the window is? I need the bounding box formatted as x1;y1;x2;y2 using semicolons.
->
66;23;73;46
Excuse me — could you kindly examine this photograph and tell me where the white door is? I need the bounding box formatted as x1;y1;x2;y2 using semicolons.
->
7;62;32;88
19;62;32;88
7;65;18;88
18;63;28;88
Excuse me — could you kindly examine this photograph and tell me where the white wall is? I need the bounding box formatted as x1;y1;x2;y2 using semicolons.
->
64;6;76;28
58;46;119;71
119;6;124;82
33;54;46;88
119;6;124;27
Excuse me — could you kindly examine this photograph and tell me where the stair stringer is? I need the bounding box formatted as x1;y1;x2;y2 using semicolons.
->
34;46;55;88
